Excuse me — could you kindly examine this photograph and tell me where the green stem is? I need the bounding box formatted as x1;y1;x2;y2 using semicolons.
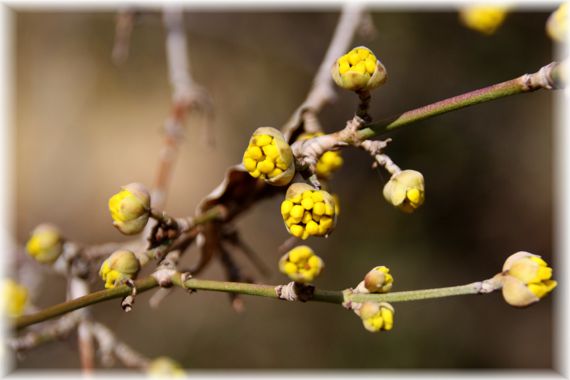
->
344;282;487;303
14;277;158;331
11;274;499;331
356;61;564;140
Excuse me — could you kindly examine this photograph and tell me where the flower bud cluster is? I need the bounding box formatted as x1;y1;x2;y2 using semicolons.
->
459;6;508;35
279;245;324;283
383;170;425;213
109;183;151;235
331;46;387;92
500;251;557;307
99;250;141;289
243;127;295;186
357;301;395;333
281;183;337;240
26;224;64;264
2;279;28;318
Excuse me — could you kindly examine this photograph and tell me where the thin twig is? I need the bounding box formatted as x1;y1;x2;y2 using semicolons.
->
69;278;94;374
357;61;565;140
282;3;365;139
88;320;150;369
13;272;502;331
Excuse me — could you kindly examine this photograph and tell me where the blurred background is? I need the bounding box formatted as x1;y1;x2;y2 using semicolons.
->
12;5;558;370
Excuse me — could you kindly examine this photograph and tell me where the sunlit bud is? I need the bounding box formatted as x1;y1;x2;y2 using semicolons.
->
459;5;508;35
109;183;151;235
2;279;28;318
147;357;185;378
25;223;64;264
242;127;295;186
364;266;394;293
500;251;557;307
281;183;337;240
279;245;324;283
99;250;141;289
383;170;425;213
331;46;387;92
358;301;395;333
546;3;568;43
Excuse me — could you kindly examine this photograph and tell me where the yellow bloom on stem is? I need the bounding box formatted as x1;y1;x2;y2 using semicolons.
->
297;132;343;180
281;183;337;240
459;5;508;35
358;301;395;333
279;245;324;283
26;223;64;264
546;3;568;43
383;170;425;213
99;250;141;289
331;46;387;92
147;356;185;378
364;266;394;293
242;127;295;186
500;251;557;307
109;183;151;235
2;279;28;318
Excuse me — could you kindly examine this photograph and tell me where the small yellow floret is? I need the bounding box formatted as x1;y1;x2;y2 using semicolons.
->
242;127;295;186
281;183;337;240
547;3;568;43
359;302;395;333
459;5;508;35
331;46;387;92
279;246;324;283
2;279;28;318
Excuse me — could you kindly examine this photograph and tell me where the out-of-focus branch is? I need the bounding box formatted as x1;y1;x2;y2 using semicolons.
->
112;9;135;65
7;312;81;351
69;278;94;374
283;3;366;139
152;7;212;211
88;320;150;369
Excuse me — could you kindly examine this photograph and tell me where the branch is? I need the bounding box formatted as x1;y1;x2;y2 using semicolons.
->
282;3;365;139
356;61;565;141
13;273;501;331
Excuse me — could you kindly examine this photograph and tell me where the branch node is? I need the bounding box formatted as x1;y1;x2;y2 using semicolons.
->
275;281;315;302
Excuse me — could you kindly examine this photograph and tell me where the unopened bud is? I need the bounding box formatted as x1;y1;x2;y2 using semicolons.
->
331;46;387;92
25;223;64;264
99;250;141;289
242;127;295;186
108;183;151;235
281;183;337;240
383;170;425;213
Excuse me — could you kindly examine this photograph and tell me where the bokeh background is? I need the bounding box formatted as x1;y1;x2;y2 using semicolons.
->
12;5;558;371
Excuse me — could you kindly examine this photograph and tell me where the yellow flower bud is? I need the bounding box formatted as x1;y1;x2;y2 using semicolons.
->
109;183;151;235
364;266;393;293
331;46;387;92
279;245;324;283
242;127;295;186
383;170;425;213
500;251;557;307
147;357;185;378
459;5;508;35
25;223;64;264
281;183;337;240
358;301;394;333
297;133;343;180
2;279;28;318
547;3;568;43
99;250;141;289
